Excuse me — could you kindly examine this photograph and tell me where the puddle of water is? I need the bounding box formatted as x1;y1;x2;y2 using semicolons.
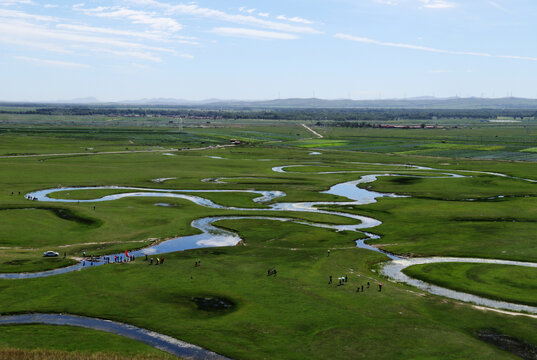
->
151;177;176;183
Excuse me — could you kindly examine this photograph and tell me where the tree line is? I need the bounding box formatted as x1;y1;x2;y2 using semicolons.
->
1;106;536;121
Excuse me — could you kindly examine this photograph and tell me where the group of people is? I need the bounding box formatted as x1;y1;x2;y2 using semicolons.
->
81;251;137;265
267;268;277;276
147;256;165;265
328;275;383;292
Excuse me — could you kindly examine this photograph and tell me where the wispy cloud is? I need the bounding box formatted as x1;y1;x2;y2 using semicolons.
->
276;15;313;24
56;23;198;44
0;8;55;21
125;0;321;34
373;0;400;5
0;0;35;5
335;33;537;61
0;15;191;61
372;0;455;8
75;5;183;33
212;27;299;40
14;55;91;68
418;0;457;9
488;1;510;13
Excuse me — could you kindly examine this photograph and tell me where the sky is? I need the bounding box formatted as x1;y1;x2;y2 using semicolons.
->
1;0;537;101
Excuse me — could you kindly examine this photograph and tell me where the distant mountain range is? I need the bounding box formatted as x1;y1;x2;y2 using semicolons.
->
5;97;537;110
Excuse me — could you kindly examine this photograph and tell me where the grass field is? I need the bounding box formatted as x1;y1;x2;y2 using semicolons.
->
403;262;537;307
0;122;537;359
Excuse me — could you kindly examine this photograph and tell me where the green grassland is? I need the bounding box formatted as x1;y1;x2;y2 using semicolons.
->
403;262;537;307
0;123;537;358
283;125;537;161
0;325;175;359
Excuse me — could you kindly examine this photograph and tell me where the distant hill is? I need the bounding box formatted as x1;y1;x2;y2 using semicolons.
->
113;97;537;109
3;97;537;110
202;97;537;110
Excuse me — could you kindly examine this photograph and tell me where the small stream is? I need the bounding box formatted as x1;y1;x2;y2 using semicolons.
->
0;313;231;360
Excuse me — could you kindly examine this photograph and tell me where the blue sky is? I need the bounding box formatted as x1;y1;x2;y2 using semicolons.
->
1;0;536;101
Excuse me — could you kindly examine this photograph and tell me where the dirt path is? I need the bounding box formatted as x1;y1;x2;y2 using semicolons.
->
301;123;323;138
0;144;234;159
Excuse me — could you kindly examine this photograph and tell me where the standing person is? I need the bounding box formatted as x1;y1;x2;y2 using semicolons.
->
378;283;383;292
327;249;330;256
367;281;370;289
361;285;364;292
345;275;348;283
150;258;153;265
329;275;332;284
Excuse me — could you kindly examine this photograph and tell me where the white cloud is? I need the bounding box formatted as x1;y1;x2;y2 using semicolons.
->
0;8;55;21
373;0;400;5
488;1;510;13
276;15;313;24
212;27;299;40
76;5;183;33
14;56;91;68
257;12;269;17
56;23;198;44
335;33;537;62
419;0;456;9
95;48;163;62
0;16;191;62
125;0;321;34
0;0;35;5
44;4;57;8
373;0;456;8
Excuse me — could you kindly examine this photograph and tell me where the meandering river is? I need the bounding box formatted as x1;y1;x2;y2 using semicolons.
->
1;162;537;358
